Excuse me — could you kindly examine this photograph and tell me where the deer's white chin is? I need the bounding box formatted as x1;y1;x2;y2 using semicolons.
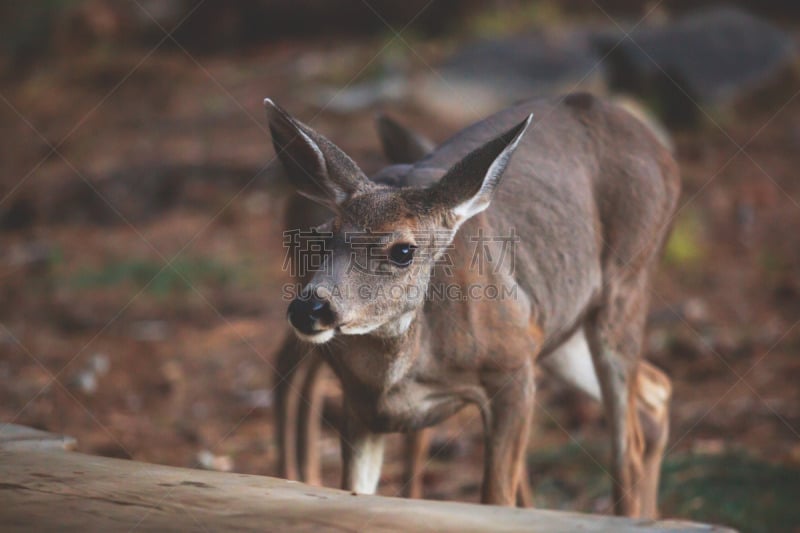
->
339;312;415;338
338;323;379;336
294;329;335;345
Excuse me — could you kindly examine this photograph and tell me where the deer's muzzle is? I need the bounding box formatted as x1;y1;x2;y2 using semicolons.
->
287;293;336;338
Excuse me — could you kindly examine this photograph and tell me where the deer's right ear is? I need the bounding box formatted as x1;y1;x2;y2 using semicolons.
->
264;98;373;210
375;113;435;164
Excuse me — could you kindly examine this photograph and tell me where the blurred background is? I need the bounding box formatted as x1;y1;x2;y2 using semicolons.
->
1;1;799;531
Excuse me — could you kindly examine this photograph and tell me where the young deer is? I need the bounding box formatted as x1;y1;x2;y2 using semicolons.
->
275;113;536;503
265;93;678;517
272;114;437;494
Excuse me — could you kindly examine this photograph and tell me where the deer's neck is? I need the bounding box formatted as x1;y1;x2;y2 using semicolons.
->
325;309;427;392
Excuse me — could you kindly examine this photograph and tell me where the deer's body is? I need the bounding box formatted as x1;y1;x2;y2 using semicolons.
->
266;93;678;517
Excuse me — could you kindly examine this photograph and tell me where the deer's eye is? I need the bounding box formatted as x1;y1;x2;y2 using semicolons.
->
388;243;417;267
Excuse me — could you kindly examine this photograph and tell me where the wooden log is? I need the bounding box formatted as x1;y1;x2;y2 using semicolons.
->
0;423;734;532
0;423;76;451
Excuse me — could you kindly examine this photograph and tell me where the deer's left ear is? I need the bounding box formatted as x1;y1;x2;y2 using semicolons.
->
431;114;533;228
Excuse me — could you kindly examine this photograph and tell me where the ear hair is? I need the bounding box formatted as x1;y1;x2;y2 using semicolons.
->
264;98;373;211
432;113;533;226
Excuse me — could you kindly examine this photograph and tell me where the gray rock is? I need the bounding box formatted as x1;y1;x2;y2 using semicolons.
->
414;32;607;121
313;75;408;113
594;7;797;127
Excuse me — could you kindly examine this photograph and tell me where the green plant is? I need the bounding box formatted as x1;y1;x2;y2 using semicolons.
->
68;256;245;297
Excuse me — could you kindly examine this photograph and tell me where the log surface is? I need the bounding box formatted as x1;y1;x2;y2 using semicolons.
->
0;423;734;532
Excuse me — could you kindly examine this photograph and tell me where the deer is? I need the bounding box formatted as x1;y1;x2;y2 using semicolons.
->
264;92;678;517
272;113;441;498
273;112;540;503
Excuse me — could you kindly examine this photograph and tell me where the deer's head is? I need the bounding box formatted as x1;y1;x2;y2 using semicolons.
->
265;99;531;344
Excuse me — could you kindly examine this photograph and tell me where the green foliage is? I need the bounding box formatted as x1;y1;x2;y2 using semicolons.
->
464;1;564;39
68;257;246;296
526;442;800;532
660;452;800;533
664;210;706;267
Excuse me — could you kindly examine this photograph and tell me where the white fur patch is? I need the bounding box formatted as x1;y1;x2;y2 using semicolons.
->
544;329;602;401
639;373;670;412
381;311;415;337
340;311;415;338
351;434;385;494
339;323;378;336
292;328;335;345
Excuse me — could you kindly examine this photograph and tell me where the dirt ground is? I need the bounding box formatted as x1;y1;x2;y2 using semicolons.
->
1;21;799;533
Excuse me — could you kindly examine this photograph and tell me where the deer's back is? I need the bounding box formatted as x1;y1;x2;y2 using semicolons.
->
413;94;680;350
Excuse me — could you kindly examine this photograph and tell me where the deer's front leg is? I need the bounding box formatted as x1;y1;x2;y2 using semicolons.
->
340;399;385;494
481;362;535;506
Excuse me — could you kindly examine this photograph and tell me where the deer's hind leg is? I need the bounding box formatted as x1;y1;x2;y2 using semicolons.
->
542;327;670;517
635;361;671;518
585;274;671;518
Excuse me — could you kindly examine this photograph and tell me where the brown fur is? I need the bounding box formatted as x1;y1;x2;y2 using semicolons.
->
266;94;679;517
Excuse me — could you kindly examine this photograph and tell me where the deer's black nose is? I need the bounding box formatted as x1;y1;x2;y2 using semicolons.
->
288;294;334;335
